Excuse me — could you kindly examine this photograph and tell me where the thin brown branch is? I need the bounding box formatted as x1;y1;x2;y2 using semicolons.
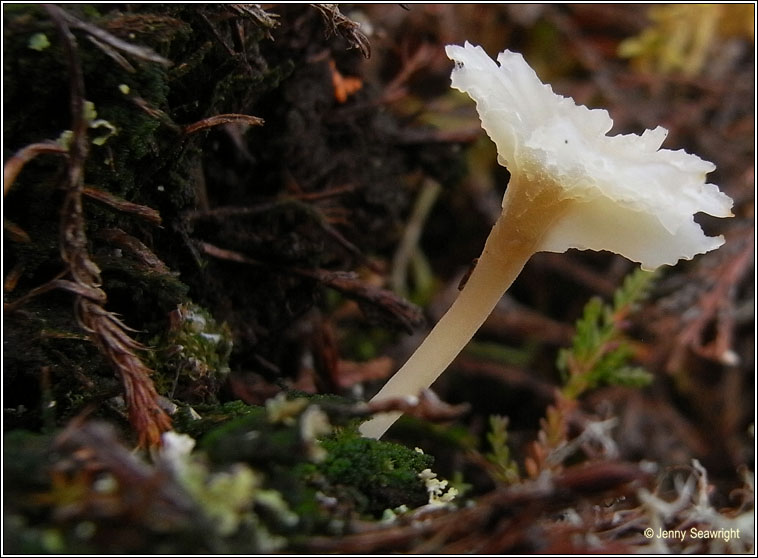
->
288;183;355;202
197;240;257;265
229;4;280;35
129;95;181;132
302;267;423;333
3;142;68;196
4;221;32;244
198;241;423;333
455;355;557;401
83;186;162;225
666;226;754;371
53;420;198;520
4;263;25;293
312;4;371;58
182;113;264;135
183;203;278;222
45;4;172;67
85;35;136;73
98;228;172;274
185;195;375;270
3;270;68;312
197;10;237;58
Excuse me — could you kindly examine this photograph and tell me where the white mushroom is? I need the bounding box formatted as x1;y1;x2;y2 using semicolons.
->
359;42;733;439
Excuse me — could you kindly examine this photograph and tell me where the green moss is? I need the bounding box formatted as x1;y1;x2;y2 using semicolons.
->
311;430;434;516
3;430;56;494
145;303;232;404
200;410;305;467
179;397;435;519
174;400;267;440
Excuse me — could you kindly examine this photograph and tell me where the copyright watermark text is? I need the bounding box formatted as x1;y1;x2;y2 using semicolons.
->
644;527;741;542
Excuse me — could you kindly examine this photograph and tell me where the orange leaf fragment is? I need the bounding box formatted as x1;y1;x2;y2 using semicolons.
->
329;59;362;103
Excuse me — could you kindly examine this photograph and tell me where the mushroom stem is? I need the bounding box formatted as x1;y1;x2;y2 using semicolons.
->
360;177;570;439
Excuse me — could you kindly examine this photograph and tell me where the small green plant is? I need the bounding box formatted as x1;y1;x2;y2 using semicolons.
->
526;267;658;477
557;268;657;400
485;415;520;485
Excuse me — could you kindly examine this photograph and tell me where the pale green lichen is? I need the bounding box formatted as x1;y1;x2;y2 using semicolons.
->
380;504;409;524
54;100;118;149
267;394;332;461
266;393;309;425
159;431;296;547
418;468;458;508
299;404;332;462
90;119;118;146
28;32;50;51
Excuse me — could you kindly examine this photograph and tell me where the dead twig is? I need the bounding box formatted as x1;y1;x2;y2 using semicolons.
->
380;40;438;104
4;263;26;293
182;113;264;135
312;4;371;58
42;4;171;447
333;356;394;390
98;228;172;274
45;4;172;67
455;356;557;401
664;226;754;372
198;241;423;333
184;196;381;272
685;229;753;363
4;221;32;244
229;4;280;37
83;186;162;225
305;267;423;333
4;271;68;311
3;142;68;196
85;34;136;73
128;95;182;132
361;388;470;423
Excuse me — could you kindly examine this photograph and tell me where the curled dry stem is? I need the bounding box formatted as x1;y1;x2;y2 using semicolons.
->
229;4;280;36
312;4;371;58
3;142;68;196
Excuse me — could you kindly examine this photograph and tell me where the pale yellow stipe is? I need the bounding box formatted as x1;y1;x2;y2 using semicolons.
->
360;177;570;439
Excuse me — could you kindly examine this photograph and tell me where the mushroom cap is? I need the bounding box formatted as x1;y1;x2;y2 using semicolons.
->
446;42;733;270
